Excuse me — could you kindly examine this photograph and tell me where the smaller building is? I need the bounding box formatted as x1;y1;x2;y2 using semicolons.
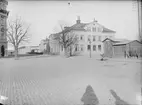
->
49;33;61;55
18;46;40;54
7;49;14;56
103;38;142;58
39;38;50;54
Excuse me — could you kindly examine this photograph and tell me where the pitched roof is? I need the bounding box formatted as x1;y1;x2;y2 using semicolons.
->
58;23;87;34
102;38;130;43
113;41;131;45
71;23;87;30
58;22;115;34
95;22;115;33
102;27;116;33
19;46;26;49
113;40;142;46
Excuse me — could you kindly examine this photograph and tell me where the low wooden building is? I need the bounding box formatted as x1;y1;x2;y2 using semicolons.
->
103;38;142;58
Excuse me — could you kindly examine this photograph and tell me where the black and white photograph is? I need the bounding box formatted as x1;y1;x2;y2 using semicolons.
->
0;0;142;105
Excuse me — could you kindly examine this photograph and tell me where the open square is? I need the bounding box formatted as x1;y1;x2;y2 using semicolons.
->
0;56;141;105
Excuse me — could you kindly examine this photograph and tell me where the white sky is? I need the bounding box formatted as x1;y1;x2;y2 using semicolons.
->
7;0;139;46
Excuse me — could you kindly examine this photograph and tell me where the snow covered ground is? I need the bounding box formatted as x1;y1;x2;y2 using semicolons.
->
0;55;141;105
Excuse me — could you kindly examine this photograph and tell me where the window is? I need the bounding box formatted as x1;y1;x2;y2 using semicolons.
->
61;45;63;51
76;35;79;40
88;35;91;42
75;45;77;51
80;35;84;40
98;36;101;41
93;36;96;41
98;28;102;32
1;33;4;39
93;45;96;51
87;45;91;51
1;27;4;32
80;45;84;51
75;44;79;51
88;38;90;41
98;45;101;51
92;27;96;32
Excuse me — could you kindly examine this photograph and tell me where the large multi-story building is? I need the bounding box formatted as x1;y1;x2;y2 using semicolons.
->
0;0;9;57
49;17;116;56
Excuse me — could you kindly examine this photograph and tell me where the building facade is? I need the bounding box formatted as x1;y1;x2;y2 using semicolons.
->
49;34;60;55
49;17;116;56
18;46;40;55
39;38;50;53
0;0;9;57
103;38;142;58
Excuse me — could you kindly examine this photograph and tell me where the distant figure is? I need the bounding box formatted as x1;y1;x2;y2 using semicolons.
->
124;51;126;58
81;85;99;105
129;51;131;58
110;89;130;105
135;51;138;59
136;54;138;59
124;50;129;59
126;51;129;58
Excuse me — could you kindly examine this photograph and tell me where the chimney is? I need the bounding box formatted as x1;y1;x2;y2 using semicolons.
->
93;18;98;22
64;26;69;30
76;16;81;24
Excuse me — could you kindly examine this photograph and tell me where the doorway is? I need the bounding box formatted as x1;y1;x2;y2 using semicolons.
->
1;45;5;57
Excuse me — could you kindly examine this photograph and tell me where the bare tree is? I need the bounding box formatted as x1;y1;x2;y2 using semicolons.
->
54;25;78;57
7;17;30;58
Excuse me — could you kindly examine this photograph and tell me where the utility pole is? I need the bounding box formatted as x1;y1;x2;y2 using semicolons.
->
137;0;142;41
88;38;91;58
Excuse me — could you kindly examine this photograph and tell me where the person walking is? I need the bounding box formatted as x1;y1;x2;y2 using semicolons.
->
124;51;126;58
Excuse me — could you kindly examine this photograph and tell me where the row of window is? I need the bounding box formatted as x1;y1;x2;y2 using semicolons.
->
87;45;101;51
86;27;102;32
78;35;112;42
75;44;102;51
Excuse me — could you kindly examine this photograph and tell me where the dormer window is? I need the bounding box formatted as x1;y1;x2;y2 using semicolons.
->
92;27;96;32
97;27;102;32
87;27;91;31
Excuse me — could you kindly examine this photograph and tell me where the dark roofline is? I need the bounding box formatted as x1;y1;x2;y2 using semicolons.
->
102;38;110;42
102;27;116;33
18;46;26;49
113;40;142;46
102;38;118;42
113;44;126;46
96;23;116;33
53;19;116;36
127;40;142;44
